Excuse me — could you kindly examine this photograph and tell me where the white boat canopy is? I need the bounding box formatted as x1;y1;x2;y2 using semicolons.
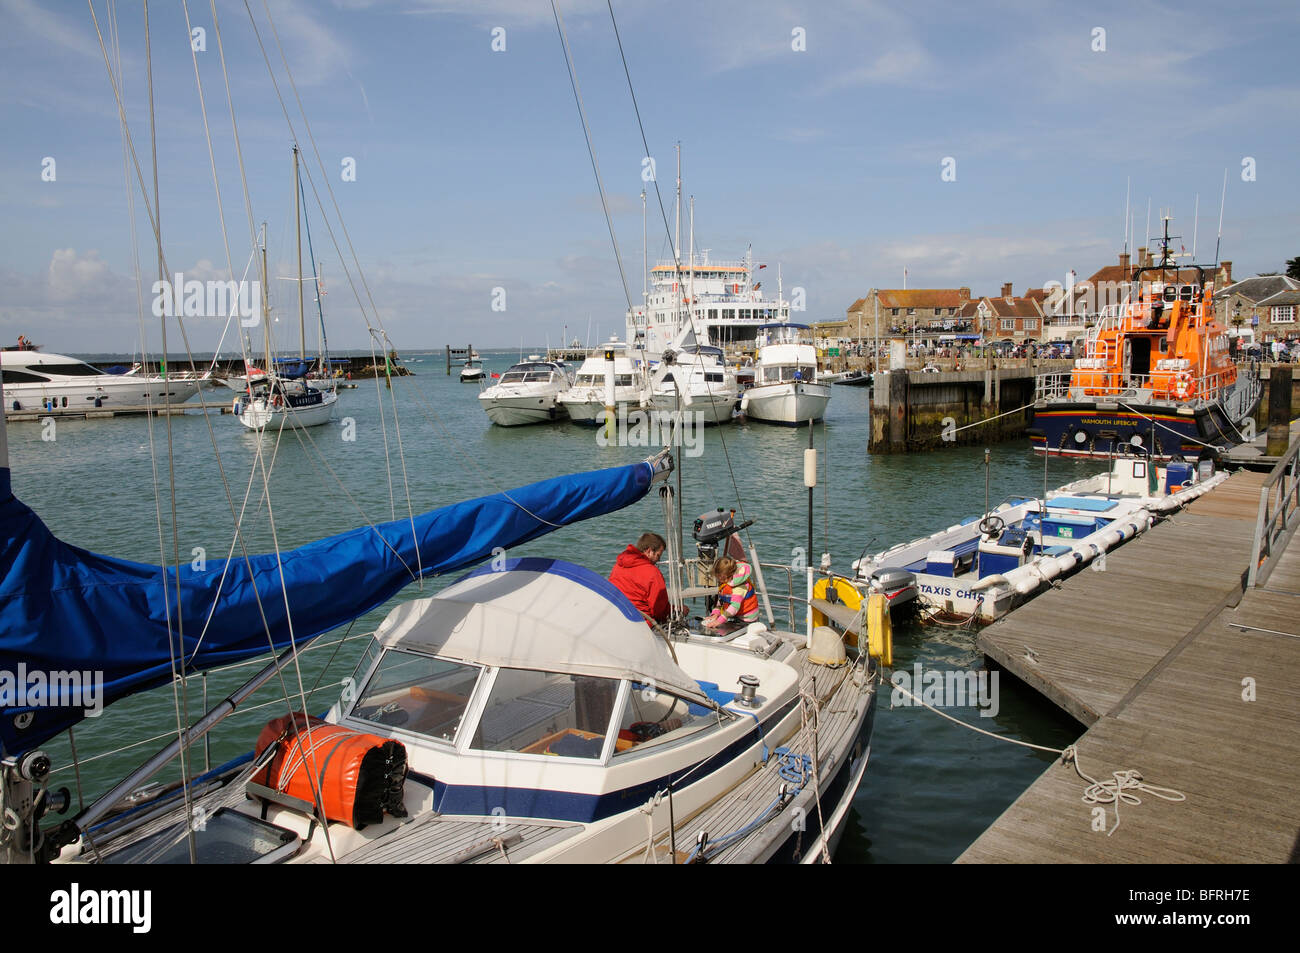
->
374;559;708;703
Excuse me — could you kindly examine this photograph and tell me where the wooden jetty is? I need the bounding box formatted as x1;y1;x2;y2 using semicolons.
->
1226;417;1300;469
959;458;1300;863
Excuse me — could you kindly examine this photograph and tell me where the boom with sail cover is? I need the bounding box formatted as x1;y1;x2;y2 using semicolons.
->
0;457;667;754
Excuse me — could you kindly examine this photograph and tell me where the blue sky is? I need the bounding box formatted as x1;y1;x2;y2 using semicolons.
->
2;0;1298;355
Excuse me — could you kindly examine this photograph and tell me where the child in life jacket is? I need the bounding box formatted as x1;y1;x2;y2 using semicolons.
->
703;556;760;629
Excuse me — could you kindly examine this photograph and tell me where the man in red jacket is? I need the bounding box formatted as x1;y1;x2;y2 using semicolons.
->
609;532;669;624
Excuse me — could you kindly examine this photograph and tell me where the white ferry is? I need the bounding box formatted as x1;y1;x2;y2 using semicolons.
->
627;250;795;364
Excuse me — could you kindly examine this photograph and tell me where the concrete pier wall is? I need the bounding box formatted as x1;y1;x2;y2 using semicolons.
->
868;363;1061;452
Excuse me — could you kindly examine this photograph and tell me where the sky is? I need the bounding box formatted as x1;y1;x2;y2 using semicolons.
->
2;0;1298;356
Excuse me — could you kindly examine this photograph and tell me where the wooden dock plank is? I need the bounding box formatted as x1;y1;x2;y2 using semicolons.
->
960;468;1300;863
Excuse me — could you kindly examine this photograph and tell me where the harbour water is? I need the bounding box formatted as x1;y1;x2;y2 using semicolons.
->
8;351;1092;863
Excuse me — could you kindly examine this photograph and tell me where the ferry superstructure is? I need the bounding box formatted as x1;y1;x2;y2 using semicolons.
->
628;249;795;364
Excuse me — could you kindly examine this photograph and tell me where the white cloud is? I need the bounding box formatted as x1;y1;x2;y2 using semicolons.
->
47;249;113;301
0;0;105;61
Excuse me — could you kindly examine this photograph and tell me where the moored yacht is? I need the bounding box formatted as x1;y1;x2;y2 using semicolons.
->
3;446;885;866
557;340;647;424
1;348;206;413
477;358;574;426
235;374;338;430
648;345;739;425
740;323;831;425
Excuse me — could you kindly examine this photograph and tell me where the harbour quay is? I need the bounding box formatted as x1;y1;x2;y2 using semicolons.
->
868;360;1072;452
959;444;1300;863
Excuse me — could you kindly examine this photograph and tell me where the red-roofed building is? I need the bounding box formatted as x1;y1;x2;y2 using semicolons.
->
843;286;974;341
957;283;1045;342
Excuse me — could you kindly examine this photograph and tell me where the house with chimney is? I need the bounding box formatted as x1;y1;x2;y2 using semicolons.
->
957;283;1045;343
1077;248;1233;318
841;287;974;343
1214;274;1300;343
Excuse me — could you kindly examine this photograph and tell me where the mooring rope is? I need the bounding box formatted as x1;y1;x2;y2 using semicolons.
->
888;680;1185;836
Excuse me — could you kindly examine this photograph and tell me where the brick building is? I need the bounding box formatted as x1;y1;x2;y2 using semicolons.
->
1213;275;1300;343
842;287;973;340
957;283;1044;343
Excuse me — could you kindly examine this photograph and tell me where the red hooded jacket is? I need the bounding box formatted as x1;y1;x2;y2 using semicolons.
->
609;545;669;623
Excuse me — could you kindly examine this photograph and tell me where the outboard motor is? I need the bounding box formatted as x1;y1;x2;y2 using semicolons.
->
692;507;752;565
868;567;918;613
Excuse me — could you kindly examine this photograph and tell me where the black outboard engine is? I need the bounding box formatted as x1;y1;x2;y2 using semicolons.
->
693;508;735;564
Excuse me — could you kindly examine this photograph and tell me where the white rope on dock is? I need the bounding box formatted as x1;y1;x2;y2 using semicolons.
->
1064;747;1186;837
889;681;1187;836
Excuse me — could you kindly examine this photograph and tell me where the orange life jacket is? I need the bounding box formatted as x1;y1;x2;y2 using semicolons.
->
719;561;759;620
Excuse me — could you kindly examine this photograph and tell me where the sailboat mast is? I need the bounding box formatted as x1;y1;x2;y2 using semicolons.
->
294;145;305;361
674;142;681;265
261;223;271;370
688;196;695;337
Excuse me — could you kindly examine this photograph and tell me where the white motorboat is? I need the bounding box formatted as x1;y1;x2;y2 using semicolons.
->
740;323;831;425
557;340;647;424
648;345;739;425
477;358;574;426
460;360;486;383
854;454;1228;623
234;375;338;431
1;348;205;414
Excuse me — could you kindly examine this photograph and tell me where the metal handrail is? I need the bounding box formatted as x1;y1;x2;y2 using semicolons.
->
1247;432;1300;587
1035;366;1247;406
681;556;860;631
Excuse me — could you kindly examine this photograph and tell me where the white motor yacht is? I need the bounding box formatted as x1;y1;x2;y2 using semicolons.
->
460;359;486;383
648;345;739;425
477;359;574;426
740;324;831;425
1;348;205;414
557;341;647;424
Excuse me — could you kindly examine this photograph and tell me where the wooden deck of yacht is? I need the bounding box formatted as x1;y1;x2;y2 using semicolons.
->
959;468;1300;863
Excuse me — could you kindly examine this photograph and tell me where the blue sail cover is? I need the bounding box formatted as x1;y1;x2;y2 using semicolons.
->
0;461;655;754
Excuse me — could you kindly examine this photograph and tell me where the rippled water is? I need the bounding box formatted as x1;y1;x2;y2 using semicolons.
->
7;351;1096;863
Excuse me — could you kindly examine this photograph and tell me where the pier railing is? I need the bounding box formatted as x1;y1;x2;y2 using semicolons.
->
1247;431;1300;587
